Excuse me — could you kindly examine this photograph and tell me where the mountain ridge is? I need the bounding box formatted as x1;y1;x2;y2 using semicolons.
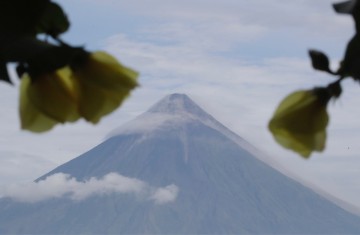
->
107;94;274;165
1;93;360;234
41;93;360;216
107;94;354;205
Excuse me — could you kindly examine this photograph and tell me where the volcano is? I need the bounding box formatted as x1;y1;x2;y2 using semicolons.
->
0;93;360;234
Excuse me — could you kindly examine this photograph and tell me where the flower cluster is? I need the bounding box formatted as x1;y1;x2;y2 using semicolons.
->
0;1;139;133
19;51;138;132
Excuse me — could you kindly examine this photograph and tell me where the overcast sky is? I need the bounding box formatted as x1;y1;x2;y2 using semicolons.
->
0;0;359;209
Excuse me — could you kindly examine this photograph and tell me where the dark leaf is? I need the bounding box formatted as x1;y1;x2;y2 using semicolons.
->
0;0;49;36
333;0;357;14
327;81;342;98
333;0;360;32
36;1;70;37
16;63;27;78
0;62;12;84
308;50;332;73
0;37;85;75
338;34;360;79
27;44;85;76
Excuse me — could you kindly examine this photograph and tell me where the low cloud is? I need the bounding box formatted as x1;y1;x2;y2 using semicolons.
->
150;184;180;205
0;172;179;205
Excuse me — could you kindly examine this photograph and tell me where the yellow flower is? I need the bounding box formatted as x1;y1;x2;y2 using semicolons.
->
19;67;80;133
25;67;80;123
19;51;138;133
71;51;139;124
268;89;330;158
19;74;57;133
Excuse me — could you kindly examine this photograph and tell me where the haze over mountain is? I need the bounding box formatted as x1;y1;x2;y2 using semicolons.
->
0;93;360;234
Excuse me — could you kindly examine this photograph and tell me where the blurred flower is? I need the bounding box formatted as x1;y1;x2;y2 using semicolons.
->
71;51;139;124
268;89;330;158
19;73;57;133
19;51;138;132
25;67;80;123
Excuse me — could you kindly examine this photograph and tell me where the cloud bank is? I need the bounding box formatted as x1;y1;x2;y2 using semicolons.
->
0;172;179;205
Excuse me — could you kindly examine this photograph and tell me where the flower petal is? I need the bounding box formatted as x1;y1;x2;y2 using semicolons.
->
19;74;58;133
74;51;138;92
72;51;138;123
26;68;80;123
74;80;127;124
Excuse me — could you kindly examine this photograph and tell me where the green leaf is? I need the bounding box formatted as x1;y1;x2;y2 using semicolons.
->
308;50;332;73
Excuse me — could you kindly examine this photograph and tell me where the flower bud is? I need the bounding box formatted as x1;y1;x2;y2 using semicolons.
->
268;89;330;158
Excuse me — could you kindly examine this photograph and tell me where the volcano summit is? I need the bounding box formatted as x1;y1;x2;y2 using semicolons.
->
0;94;360;234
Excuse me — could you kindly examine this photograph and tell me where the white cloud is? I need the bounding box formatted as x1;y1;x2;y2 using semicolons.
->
150;184;180;205
84;0;352;49
0;151;56;186
0;172;179;205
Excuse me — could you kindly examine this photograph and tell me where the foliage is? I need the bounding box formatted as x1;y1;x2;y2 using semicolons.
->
269;0;360;158
0;0;138;132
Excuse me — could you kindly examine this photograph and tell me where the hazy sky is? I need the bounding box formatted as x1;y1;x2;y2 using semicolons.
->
0;0;359;209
